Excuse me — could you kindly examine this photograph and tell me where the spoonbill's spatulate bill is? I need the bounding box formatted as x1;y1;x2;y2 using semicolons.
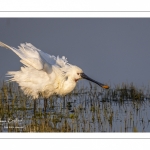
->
0;42;109;99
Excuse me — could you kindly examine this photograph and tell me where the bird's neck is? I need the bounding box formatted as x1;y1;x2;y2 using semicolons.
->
61;76;76;96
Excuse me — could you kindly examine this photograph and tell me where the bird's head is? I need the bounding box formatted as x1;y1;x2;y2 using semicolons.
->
67;65;83;82
68;65;109;89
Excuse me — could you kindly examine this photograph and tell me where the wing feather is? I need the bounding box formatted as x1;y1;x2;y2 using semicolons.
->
25;43;70;68
0;42;44;70
0;41;71;74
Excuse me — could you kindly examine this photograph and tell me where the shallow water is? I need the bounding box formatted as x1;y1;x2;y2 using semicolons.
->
0;83;150;132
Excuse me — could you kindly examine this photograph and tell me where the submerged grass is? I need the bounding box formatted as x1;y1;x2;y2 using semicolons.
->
0;81;150;132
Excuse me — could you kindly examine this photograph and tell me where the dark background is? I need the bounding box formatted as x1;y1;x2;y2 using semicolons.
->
0;18;150;87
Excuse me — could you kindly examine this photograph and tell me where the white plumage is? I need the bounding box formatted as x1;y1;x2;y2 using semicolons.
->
0;42;109;99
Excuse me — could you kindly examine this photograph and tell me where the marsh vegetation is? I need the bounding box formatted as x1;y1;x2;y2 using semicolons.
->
0;81;150;132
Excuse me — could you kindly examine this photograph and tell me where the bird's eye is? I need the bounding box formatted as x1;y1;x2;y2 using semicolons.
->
77;73;79;75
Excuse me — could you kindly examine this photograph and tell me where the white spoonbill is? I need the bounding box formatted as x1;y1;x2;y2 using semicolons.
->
0;42;109;99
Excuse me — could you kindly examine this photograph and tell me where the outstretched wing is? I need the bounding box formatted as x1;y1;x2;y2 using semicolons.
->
0;42;70;74
0;42;74;98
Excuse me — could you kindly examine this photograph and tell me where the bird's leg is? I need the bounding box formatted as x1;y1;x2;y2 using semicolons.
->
43;98;48;126
44;98;47;113
63;96;66;109
34;100;36;115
